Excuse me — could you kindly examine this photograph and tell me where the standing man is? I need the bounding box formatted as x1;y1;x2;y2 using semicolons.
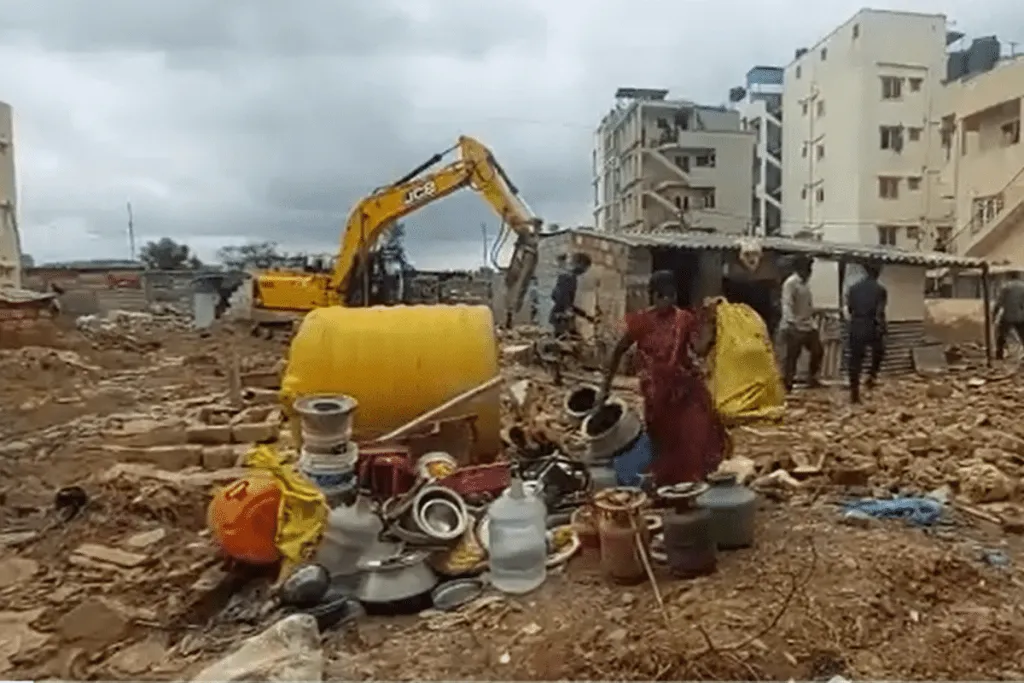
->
780;256;823;392
846;262;888;404
549;253;594;338
995;270;1024;360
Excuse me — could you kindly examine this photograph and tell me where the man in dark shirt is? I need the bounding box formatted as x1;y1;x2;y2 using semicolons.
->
994;271;1024;360
846;261;888;404
549;253;593;337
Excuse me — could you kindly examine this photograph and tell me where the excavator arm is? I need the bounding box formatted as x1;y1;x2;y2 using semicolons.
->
330;136;541;320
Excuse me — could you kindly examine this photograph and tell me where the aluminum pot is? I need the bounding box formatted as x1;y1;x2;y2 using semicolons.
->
580;398;641;464
294;394;358;453
354;548;438;604
563;385;600;426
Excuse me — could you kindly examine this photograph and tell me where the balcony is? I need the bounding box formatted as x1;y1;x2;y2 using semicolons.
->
954;164;1024;258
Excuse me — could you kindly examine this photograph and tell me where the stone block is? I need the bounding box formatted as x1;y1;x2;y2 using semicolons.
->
106;444;203;471
231;422;280;444
186;424;233;445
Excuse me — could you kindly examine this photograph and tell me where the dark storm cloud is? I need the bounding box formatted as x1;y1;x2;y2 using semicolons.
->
0;0;545;60
7;0;1024;268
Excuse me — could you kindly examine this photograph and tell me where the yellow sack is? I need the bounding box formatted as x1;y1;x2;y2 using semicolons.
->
245;445;329;580
708;301;785;424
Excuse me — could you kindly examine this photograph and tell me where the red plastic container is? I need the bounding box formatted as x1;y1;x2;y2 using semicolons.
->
357;446;415;500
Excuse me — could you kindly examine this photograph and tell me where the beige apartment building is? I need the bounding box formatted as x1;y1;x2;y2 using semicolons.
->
781;9;953;252
0;101;19;288
592;88;754;234
939;53;1024;261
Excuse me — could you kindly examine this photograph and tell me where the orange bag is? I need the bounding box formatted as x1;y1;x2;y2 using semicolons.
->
207;474;283;565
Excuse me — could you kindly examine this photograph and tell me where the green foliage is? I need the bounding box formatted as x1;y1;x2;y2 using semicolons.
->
139;237;202;270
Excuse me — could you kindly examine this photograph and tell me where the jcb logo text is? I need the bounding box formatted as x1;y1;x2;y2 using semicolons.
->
404;181;437;205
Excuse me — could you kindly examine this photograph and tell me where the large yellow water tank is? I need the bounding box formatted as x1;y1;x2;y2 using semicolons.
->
281;305;501;461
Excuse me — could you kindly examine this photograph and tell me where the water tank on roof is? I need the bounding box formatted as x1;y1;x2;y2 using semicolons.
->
728;86;746;103
966;36;1000;75
946;51;968;81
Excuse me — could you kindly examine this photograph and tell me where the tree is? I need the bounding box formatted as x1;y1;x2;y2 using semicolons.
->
217;241;285;269
139;237;202;270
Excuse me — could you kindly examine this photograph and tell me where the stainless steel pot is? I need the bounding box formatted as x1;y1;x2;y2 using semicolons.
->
412;485;469;543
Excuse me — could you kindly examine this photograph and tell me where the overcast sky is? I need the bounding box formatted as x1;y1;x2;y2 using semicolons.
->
1;0;1019;268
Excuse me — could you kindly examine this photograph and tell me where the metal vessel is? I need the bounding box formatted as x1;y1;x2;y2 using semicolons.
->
696;472;757;549
593;487;649;585
658;482;717;578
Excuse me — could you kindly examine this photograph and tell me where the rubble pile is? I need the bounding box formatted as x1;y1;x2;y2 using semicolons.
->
75;308;190;352
0;346;99;380
7;314;1024;680
723;372;1024;519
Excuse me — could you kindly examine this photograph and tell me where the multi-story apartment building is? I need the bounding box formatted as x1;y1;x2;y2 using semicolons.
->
592;87;754;234
732;66;785;236
0;101;19;289
938;39;1024;261
781;9;952;253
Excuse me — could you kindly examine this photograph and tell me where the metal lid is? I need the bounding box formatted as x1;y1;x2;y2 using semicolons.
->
431;578;484;611
707;472;738;487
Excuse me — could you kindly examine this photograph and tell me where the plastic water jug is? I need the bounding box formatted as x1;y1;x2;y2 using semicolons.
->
487;477;547;594
315;493;383;578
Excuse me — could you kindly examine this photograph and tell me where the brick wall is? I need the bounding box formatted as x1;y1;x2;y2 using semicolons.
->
0;303;58;348
23;267;197;316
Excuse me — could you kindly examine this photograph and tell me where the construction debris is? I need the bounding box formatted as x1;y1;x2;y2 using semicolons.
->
2;318;1024;681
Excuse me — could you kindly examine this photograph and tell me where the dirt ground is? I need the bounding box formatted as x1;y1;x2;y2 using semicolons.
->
3;313;1024;680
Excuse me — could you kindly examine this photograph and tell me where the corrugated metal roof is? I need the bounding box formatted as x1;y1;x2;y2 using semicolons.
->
560;229;987;268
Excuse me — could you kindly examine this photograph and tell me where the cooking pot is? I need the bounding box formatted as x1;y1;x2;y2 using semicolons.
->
412;485;469;542
354;547;438;605
580;398;641;464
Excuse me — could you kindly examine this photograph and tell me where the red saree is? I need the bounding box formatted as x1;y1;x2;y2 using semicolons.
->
625;306;726;486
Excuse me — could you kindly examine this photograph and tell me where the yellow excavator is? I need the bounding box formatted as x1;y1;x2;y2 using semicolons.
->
252;136;542;325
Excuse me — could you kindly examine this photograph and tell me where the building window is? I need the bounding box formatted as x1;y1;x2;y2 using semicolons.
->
1001;119;1021;145
695;153;716;167
820;48;828;61
673;196;682;209
906;226;921;243
815;187;825;203
702;189;716;209
908;127;922;142
796;65;802;79
816;100;825;116
936;225;953;250
801;143;808;157
683;195;690;210
909;78;923;92
878;176;900;199
801;101;808;115
880;126;904;151
800;187;807;199
675;155;690;172
907;176;922;191
816;144;825;160
853;23;860;39
878;225;898;246
881;76;903;100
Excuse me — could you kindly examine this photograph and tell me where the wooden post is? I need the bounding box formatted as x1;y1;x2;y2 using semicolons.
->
227;345;243;408
981;262;992;367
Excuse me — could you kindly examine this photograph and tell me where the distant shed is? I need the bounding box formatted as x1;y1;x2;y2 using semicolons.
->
532;229;989;377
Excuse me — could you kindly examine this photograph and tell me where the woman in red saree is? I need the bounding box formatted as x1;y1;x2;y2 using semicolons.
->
595;270;726;486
